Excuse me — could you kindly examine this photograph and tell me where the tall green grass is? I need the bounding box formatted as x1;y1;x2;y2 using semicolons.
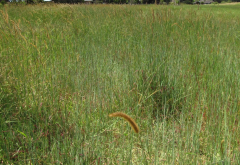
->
1;3;240;164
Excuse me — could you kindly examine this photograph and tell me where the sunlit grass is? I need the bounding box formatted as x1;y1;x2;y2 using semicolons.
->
1;3;240;164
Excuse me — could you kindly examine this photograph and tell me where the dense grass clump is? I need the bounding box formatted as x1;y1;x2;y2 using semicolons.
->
1;3;240;164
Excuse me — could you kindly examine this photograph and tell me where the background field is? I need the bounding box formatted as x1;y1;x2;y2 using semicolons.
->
1;3;240;164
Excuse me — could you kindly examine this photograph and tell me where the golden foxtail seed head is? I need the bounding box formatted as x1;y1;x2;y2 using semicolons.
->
109;112;139;133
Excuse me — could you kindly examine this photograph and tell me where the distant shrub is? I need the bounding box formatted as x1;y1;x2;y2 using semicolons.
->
0;0;6;5
212;1;218;4
26;0;34;3
184;0;193;4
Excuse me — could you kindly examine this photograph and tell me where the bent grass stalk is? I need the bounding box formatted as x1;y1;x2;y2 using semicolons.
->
109;112;140;133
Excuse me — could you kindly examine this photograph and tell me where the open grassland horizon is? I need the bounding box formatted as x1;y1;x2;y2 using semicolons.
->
1;3;240;164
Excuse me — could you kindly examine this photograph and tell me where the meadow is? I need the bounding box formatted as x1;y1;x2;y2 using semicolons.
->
1;3;240;164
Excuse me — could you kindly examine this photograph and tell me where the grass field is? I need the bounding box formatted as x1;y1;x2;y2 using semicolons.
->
1;3;240;164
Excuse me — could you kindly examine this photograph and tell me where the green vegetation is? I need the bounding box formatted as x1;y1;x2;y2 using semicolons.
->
1;3;240;164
